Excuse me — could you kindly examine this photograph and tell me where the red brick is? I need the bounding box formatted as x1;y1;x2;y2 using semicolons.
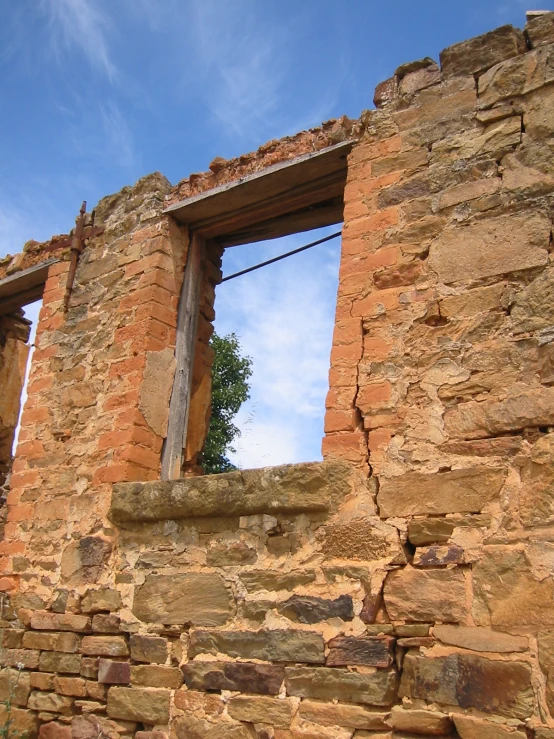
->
357;381;392;412
7;503;35;522
38;722;72;739
47;261;70;278
368;428;393;452
0;577;18;592
324;409;358;433
330;342;363;363
363;337;393;361
349;136;403;165
116;445;160;471
351;289;401;319
322;431;368;465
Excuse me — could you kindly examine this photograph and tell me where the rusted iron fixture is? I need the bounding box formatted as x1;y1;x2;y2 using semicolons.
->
45;201;104;312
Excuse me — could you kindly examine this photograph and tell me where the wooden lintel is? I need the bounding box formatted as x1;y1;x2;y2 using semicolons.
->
165;140;353;242
0;259;58;316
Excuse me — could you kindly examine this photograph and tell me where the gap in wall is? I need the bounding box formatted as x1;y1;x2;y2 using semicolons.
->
12;299;42;455
213;225;341;470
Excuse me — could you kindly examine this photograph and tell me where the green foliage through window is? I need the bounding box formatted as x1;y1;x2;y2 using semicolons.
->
203;332;252;474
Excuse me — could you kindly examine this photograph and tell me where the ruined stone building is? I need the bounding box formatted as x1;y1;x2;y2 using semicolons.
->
1;12;554;739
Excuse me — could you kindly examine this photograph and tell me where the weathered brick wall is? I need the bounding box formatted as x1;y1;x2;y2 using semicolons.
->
0;11;554;739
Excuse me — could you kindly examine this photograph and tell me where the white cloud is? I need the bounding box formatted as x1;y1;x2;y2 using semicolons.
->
41;0;116;81
214;228;341;468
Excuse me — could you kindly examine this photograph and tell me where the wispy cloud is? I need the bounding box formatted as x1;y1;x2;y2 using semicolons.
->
41;0;116;81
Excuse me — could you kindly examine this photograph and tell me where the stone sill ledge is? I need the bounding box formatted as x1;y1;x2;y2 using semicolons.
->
109;461;353;524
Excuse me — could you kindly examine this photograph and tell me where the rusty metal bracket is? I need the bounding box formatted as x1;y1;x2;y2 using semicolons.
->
56;201;104;312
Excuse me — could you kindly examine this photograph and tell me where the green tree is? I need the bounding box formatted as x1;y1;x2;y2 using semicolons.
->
203;332;252;474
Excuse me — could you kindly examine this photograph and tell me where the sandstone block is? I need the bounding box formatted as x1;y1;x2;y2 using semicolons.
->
92;614;121;633
440;25;526;78
526;11;554;47
378;467;505;517
388;706;453;735
80;657;99;679
319;518;406;563
473;548;554;627
22;631;79;653
538;630;554;714
189;628;324;663
400;653;534;719
446;386;554;440
206;541;257;566
53;676;86;697
80;589;122;614
85;680;106;701
277;595;354;624
129;634;168;664
511;266;554;332
429;212;549;284
297;701;389;730
28;691;73;715
30;612;91;632
384;567;467;623
434;625;528;652
172;715;253;739
453;714;527;738
3;648;39;669
182;661;284;695
0;706;37;739
130;665;183;689
60;537;112;585
173;689;224;716
240;570;316;592
111;461;352;522
413;544;466;566
408;518;455;546
98;659;131;684
81;636;129;657
71;713;125;739
326;635;394;667
39;652;81;674
0;668;31;706
30;672;55;691
228;696;293;728
107;687;170;725
38;722;72;739
478;44;554;106
132;573;231;626
2;630;24;648
285;666;398;706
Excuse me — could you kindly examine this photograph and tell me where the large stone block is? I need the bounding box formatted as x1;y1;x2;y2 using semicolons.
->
511;266;554;332
445;386;554;440
378;467;505;517
326;635;394;667
227;696;293;728
0;668;31;706
111;461;353;523
297;701;389;730
433;625;528;653
388;706;453;735
428;213;550;284
189;629;324;663
440;24;526;78
319;518;406;563
81;636;129;657
384;567;467;623
473;548;554;627
240;570;316;592
172;716;253;739
107;687;170;724
478;44;554;106
27;691;73;714
130;665;183;689
400;653;534;719
22;631;79;653
129;635;168;664
277;594;354;623
182;661;284;695
132;573;232;626
30;612;91;632
0;706;38;739
453;715;526;738
285;666;398;706
38;651;81;674
526;11;554;47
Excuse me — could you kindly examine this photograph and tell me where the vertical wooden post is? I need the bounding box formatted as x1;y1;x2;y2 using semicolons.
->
161;233;205;480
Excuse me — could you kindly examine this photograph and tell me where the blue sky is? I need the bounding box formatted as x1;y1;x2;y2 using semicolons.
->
1;0;535;467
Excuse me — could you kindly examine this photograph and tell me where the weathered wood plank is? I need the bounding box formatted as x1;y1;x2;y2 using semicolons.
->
0;259;59;316
161;234;205;481
165;141;353;227
195;170;345;240
217;198;344;248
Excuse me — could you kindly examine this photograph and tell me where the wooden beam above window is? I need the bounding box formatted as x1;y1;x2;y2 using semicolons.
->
0;260;58;316
165;140;353;246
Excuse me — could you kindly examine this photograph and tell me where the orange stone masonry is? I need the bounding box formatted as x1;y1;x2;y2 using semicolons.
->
0;13;554;739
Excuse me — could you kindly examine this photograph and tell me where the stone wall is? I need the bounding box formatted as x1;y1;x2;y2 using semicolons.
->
0;10;554;739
